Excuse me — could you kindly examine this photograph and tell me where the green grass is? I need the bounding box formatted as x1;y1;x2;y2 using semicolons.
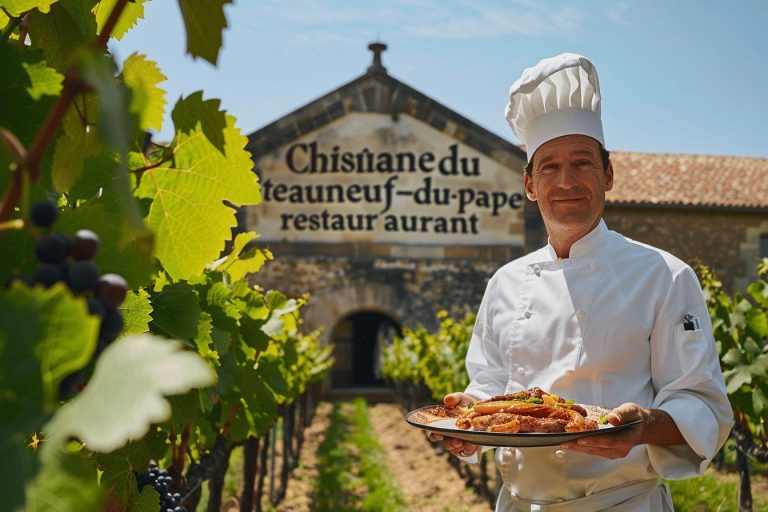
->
313;399;407;512
668;469;768;512
348;398;408;512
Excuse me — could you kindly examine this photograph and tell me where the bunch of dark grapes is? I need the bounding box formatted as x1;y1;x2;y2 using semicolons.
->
135;463;187;512
6;200;130;399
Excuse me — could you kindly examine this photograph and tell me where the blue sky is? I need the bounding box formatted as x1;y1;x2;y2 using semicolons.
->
111;0;767;157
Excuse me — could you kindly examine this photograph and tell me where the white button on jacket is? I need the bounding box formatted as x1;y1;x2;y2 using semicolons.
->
465;220;733;511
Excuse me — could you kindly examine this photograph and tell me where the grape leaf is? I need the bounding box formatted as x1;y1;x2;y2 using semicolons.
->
149;281;201;340
754;386;768;416
51;93;101;193
75;47;144;233
171;90;226;153
746;309;768;339
92;0;146;40
24;444;104;512
42;334;216;454
119;288;152;335
176;0;232;65
212;231;273;281
135;94;260;280
0;45;59;150
194;311;220;365
121;52;166;132
95;434;165;508
724;366;752;394
129;485;160;512
0;283;99;418
2;0;59;17
238;366;277;437
67;150;118;200
56;199;155;289
26;3;88;71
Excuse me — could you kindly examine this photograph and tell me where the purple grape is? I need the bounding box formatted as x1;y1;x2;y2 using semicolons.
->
35;233;69;264
33;263;64;288
69;229;100;261
67;261;100;293
96;273;128;309
30;200;58;228
100;309;124;340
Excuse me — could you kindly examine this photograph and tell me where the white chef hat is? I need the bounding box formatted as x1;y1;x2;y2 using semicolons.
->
505;53;604;161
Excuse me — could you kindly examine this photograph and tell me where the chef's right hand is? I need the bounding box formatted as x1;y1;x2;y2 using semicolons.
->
427;392;480;458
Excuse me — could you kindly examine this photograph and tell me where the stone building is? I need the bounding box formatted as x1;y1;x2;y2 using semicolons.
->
245;44;768;394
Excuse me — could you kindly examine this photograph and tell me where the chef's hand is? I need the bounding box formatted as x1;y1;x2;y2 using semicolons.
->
560;402;647;459
561;402;686;459
427;392;481;458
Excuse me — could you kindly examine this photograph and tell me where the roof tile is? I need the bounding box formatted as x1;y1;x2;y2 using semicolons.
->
606;152;768;208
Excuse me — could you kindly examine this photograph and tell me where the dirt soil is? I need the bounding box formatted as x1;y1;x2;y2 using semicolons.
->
367;403;493;512
271;401;493;512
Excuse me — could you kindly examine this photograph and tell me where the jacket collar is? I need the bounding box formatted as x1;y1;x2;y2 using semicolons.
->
544;219;608;260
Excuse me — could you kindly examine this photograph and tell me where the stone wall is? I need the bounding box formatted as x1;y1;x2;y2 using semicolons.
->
604;205;767;292
249;245;512;337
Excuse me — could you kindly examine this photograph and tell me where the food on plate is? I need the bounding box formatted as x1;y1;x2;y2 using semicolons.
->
423;387;603;434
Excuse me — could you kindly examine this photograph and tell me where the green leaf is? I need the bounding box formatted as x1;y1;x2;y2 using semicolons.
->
68;149;119;199
149;281;200;340
257;356;290;400
747;280;768;308
21;59;64;99
0;284;100;420
75;47;144;233
92;0;146;40
42;334;216;455
721;347;743;367
724;366;752;394
56;199;155;289
177;0;232;65
170;90;226;153
239;315;270;352
238;367;278;437
24;444;104;512
121;52;166;132
0;413;40;511
96;435;164;508
119;289;152;335
136;94;260;280
1;0;59;17
746;309;768;340
753;386;768;416
193;311;220;365
52;93;102;193
0;45;59;150
26;3;88;71
130;484;161;512
213;232;272;281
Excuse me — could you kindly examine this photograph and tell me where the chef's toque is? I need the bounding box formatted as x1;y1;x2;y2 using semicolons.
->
505;53;604;161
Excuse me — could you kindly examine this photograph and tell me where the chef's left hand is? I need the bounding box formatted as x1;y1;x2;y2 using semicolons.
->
560;402;648;459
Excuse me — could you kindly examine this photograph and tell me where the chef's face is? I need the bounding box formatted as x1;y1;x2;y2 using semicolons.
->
524;134;613;239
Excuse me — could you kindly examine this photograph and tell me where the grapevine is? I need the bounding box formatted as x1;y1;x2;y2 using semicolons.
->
697;260;768;511
0;1;333;511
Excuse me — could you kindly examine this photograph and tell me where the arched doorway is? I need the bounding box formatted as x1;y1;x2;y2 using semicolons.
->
330;310;401;389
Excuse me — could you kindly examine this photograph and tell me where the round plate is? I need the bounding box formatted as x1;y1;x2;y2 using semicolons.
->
405;405;643;447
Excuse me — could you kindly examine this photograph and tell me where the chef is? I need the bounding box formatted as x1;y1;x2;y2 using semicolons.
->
429;53;733;511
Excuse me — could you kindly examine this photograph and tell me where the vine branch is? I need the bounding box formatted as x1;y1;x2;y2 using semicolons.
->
0;129;28;222
0;0;131;224
0;7;25;43
221;403;241;439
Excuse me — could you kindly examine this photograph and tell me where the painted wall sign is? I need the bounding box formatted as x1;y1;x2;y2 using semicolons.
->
249;113;526;246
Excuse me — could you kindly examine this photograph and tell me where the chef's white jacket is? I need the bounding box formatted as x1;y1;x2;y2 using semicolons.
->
464;220;733;511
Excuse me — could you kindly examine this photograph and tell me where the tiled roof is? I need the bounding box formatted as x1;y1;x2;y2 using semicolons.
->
607;151;768;209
